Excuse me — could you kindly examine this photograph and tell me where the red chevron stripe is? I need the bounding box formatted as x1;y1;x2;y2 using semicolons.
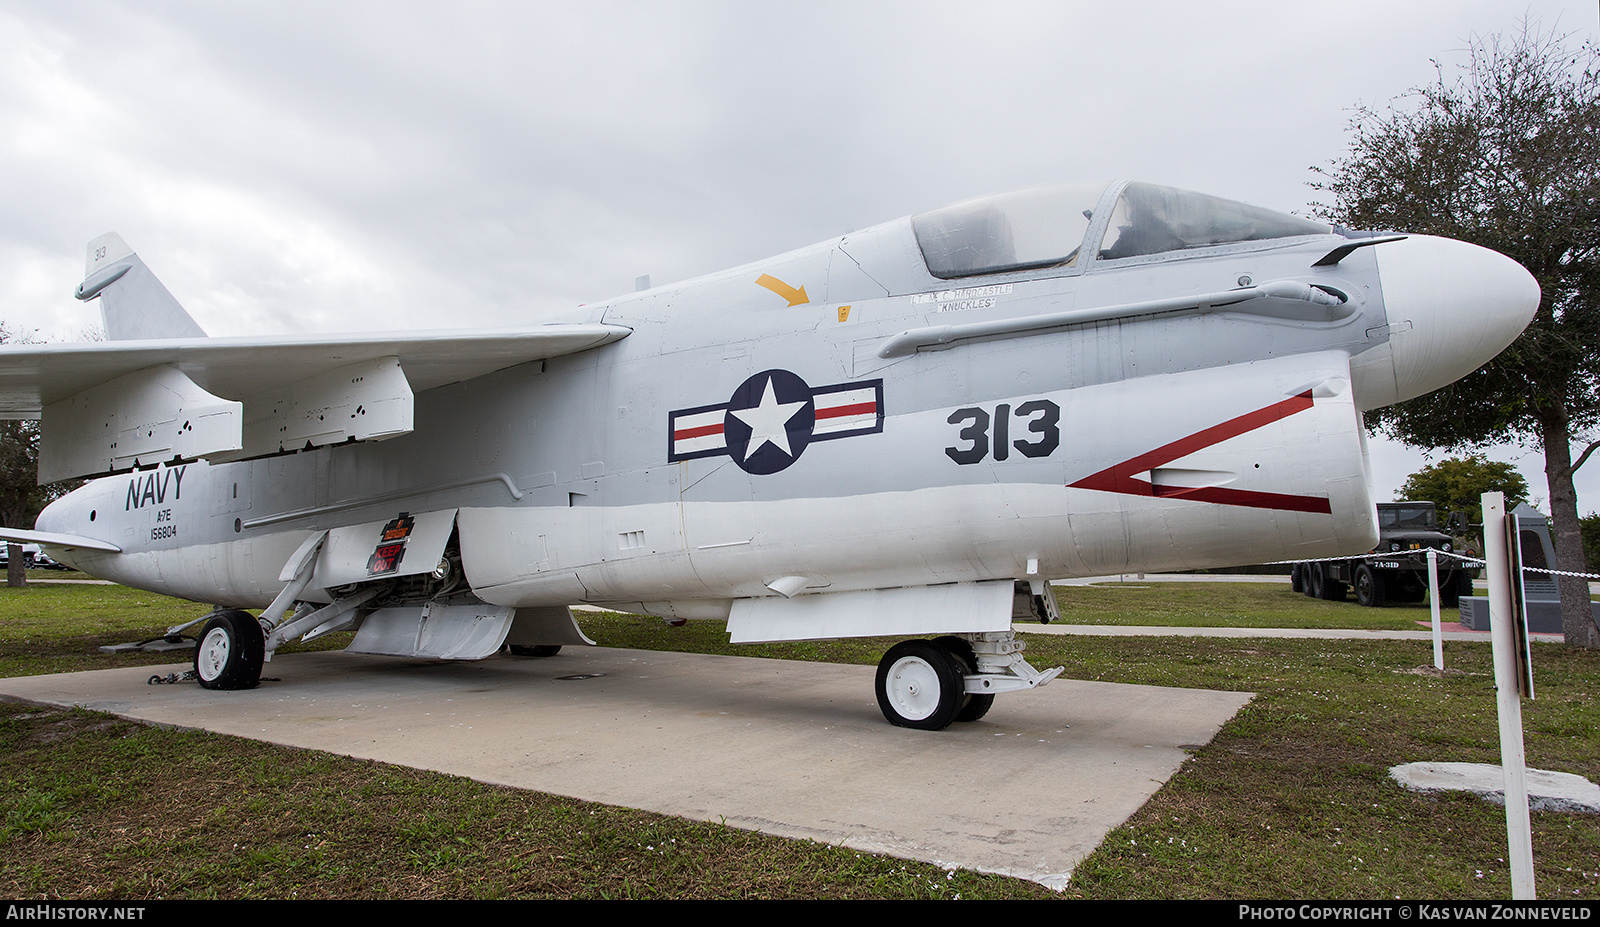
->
1068;390;1331;514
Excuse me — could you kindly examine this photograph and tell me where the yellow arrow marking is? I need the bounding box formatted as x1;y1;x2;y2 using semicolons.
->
756;273;809;306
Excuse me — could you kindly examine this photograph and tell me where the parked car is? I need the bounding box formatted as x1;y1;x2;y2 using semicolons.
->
32;549;70;570
0;542;40;568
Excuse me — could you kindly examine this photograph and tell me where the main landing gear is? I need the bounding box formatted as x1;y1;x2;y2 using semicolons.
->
874;630;1062;730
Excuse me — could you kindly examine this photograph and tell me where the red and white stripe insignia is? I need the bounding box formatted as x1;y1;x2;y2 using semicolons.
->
812;384;880;437
671;407;726;457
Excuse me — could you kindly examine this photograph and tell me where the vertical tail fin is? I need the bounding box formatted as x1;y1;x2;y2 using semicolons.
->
74;233;207;340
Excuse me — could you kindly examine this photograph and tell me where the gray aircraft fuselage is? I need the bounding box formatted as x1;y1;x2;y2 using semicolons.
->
17;180;1538;719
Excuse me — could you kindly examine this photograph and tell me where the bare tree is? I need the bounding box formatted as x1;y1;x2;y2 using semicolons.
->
1314;24;1600;647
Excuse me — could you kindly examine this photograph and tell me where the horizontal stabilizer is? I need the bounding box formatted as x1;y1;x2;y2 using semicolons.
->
0;528;121;553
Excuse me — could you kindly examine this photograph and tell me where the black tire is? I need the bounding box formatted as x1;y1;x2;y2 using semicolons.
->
1319;572;1347;601
956;691;994;722
509;644;562;657
1305;564;1324;599
1290;563;1304;593
1440;572;1469;609
194;610;265;691
933;635;994;723
1354;564;1387;608
876;640;964;731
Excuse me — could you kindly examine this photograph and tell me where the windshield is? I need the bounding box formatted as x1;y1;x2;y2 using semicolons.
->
1098;183;1330;260
1379;505;1438;530
912;182;1109;279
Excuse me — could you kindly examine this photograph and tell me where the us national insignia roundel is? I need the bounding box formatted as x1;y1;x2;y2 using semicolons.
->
668;369;883;474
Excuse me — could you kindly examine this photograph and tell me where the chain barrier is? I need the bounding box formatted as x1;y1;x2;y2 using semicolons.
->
1518;565;1600;580
1275;547;1600;581
1361;547;1600;580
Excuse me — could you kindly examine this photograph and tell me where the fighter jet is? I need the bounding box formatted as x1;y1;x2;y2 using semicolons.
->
0;180;1538;729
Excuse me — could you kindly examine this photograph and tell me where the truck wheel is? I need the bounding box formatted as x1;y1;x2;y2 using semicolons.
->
1354;564;1387;608
1304;564;1323;599
1314;565;1345;601
1290;563;1304;593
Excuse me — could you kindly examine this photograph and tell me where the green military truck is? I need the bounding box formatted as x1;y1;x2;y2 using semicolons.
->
1291;502;1476;608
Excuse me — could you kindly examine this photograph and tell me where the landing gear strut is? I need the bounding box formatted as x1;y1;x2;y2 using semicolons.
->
934;635;994;722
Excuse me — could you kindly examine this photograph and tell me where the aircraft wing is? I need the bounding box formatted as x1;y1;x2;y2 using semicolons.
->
0;324;632;482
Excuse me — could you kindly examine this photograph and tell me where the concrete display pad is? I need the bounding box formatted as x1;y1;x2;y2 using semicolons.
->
0;646;1251;889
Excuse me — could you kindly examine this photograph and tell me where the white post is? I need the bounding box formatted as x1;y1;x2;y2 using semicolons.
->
1482;491;1535;900
1427;548;1444;671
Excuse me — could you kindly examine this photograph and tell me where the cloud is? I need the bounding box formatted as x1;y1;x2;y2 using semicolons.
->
0;0;1590;504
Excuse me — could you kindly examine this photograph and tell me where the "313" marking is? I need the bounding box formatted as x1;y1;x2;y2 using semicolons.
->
945;399;1060;465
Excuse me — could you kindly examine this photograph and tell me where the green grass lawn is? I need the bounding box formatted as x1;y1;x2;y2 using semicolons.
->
1055;580;1449;629
1;578;1596;900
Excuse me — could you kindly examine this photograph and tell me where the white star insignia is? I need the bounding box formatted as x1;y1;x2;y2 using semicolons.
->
730;376;807;461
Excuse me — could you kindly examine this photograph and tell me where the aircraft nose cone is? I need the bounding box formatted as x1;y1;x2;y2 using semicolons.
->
1369;234;1539;406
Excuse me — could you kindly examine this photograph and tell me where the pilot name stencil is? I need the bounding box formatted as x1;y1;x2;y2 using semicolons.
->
912;282;1013;312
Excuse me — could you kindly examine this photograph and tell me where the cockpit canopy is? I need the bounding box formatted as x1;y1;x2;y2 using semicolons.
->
912;181;1331;280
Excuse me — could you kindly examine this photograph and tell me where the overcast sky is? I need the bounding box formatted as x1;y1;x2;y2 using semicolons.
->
1;0;1596;511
